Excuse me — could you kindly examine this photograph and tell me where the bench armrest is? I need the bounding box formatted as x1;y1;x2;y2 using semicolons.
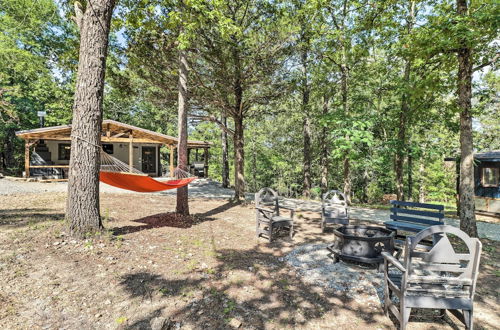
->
255;206;275;213
382;251;406;272
279;205;295;219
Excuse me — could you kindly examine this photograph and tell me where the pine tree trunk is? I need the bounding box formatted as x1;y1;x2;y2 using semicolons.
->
407;153;413;201
395;1;415;202
176;49;189;215
339;0;351;205
320;96;329;195
301;46;311;198
233;115;245;201
251;135;257;192
341;65;351;204
221;114;229;188
303;116;311;198
4;128;16;172
418;161;425;203
231;42;245;202
456;0;477;237
66;0;115;237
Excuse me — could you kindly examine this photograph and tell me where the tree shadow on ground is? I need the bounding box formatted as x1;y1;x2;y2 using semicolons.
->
119;243;388;329
112;213;195;235
112;201;239;235
0;208;64;228
194;201;239;219
118;238;487;329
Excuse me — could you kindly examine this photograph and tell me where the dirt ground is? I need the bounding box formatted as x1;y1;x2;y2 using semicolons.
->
0;192;498;329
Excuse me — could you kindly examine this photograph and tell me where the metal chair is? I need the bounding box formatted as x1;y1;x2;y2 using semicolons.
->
255;188;294;242
382;225;482;329
321;190;349;232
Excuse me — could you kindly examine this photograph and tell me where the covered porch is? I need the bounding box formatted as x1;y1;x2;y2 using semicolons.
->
15;120;211;180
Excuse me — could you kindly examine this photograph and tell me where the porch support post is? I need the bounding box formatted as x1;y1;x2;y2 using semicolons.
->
129;134;133;173
204;147;209;178
25;139;30;178
169;145;175;176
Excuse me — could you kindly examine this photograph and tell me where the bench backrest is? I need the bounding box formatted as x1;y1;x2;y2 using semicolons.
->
390;200;444;226
402;225;482;299
255;187;279;215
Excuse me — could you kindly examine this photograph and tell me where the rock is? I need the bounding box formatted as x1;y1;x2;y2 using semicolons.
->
95;313;102;318
150;316;170;330
228;318;242;328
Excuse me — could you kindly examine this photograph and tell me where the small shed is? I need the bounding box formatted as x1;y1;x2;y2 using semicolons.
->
15;120;211;179
474;151;500;214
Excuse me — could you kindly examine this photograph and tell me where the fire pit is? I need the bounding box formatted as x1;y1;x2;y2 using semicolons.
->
327;225;395;271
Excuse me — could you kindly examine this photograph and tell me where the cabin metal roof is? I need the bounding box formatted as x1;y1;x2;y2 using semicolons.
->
475;150;500;162
15;119;210;148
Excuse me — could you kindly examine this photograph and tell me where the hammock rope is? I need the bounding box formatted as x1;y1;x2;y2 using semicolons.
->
99;149;196;192
68;135;196;192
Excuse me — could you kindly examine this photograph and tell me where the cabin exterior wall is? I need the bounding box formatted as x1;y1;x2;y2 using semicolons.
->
474;160;500;214
42;140;160;176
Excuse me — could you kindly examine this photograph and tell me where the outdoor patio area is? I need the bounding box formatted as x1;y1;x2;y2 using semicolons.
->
0;180;498;329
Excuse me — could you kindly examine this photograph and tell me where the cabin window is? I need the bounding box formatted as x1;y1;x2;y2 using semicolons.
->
58;144;71;160
482;167;499;187
102;144;114;154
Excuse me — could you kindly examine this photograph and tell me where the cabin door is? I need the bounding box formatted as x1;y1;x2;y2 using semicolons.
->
141;146;156;173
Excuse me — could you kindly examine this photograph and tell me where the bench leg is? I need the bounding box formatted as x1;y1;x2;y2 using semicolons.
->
401;307;411;330
463;309;473;330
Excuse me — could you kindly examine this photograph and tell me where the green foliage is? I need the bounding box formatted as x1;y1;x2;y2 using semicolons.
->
1;0;497;208
0;0;75;174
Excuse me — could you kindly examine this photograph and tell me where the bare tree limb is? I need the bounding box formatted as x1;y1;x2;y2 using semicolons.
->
473;52;499;72
72;1;84;31
190;114;235;136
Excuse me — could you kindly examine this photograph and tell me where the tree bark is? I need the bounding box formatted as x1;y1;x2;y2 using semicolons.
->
66;0;115;237
407;152;413;201
456;0;478;237
301;44;311;198
3;128;16;173
233;115;245;201
418;160;425;203
232;43;245;202
339;0;351;204
341;64;351;204
395;1;415;201
176;49;189;215
251;134;257;192
320;95;329;195
221;113;229;188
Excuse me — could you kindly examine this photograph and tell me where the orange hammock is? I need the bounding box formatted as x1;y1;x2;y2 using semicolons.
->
99;172;196;192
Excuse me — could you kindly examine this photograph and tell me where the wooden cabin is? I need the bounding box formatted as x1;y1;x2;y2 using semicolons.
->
474;150;500;215
15;120;211;180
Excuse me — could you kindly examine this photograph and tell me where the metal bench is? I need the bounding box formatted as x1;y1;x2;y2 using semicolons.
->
384;200;444;245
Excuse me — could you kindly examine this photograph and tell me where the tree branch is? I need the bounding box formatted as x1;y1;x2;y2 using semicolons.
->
72;1;84;31
190;114;235;136
473;52;499;72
